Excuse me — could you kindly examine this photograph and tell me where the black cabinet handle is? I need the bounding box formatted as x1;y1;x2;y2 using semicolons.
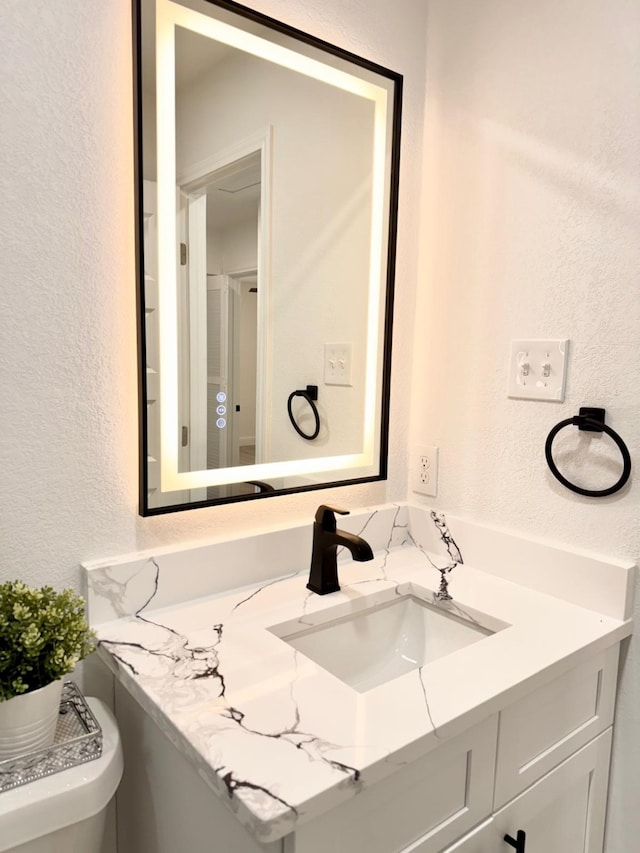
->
504;830;526;852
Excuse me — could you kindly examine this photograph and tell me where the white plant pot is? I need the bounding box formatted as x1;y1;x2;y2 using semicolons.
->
0;679;64;759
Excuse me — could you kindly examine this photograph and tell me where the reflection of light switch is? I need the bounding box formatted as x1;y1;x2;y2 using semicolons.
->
324;343;352;386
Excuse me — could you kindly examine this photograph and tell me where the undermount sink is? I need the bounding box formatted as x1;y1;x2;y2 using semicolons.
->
271;591;501;692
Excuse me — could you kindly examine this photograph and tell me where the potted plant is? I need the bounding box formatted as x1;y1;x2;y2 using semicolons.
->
0;580;95;759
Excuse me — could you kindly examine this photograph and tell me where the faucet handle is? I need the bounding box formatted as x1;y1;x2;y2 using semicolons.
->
315;504;349;531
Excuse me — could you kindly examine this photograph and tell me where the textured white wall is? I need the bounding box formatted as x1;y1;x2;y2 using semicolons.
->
413;2;640;850
0;2;424;587
5;0;637;847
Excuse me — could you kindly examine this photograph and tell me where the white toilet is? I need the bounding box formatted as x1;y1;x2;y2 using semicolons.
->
0;697;123;853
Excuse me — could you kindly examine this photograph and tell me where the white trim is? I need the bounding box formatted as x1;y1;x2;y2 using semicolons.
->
187;193;208;478
177;129;269;189
256;126;273;464
176;192;191;479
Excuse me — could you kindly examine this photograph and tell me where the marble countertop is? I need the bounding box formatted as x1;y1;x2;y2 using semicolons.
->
88;507;633;843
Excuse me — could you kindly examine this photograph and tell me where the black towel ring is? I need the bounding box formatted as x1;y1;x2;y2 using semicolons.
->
287;385;320;441
545;408;631;497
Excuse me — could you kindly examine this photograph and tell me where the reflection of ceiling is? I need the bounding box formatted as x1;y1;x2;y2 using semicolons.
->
141;0;257;231
175;26;231;90
205;153;261;230
141;1;232;93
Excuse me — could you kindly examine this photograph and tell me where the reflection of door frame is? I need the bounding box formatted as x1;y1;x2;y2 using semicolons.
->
177;192;192;477
143;180;192;508
179;127;272;467
185;193;207;477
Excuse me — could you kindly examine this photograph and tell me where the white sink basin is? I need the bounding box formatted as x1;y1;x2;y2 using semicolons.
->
273;592;499;692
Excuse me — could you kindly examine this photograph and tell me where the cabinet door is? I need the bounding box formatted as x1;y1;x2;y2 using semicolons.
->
495;645;618;808
493;729;612;853
433;818;495;852
290;715;498;853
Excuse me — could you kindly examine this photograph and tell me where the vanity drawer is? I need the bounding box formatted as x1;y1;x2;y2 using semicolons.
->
290;714;498;853
494;644;619;808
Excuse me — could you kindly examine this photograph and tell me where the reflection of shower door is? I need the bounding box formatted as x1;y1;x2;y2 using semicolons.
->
206;275;234;469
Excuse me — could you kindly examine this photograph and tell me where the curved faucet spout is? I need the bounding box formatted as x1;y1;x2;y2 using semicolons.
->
332;528;374;562
307;505;374;595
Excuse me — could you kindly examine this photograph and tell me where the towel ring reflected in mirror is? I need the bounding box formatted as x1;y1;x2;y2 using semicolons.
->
287;386;321;441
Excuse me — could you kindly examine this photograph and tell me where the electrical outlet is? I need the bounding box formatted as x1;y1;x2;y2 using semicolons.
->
412;444;438;497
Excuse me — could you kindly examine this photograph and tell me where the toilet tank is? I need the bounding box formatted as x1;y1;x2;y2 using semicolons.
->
0;697;123;853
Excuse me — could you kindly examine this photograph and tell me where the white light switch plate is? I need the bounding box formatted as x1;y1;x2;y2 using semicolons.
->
324;343;352;386
508;339;569;401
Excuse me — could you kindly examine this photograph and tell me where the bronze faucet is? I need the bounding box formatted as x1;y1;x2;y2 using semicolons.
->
306;505;374;595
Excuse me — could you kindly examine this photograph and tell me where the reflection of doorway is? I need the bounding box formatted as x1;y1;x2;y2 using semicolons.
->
181;138;268;482
143;179;192;508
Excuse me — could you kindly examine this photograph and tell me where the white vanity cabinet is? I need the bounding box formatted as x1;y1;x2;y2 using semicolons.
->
492;728;612;853
85;503;633;853
438;644;619;853
113;642;621;853
442;730;612;853
290;645;619;853
287;715;499;853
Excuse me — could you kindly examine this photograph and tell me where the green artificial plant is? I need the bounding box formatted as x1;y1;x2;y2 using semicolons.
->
0;580;95;701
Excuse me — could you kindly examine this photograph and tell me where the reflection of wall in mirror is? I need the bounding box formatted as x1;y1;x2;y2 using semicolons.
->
207;217;257;275
174;43;374;467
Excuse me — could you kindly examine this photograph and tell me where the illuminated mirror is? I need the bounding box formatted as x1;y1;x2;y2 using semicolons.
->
135;0;402;514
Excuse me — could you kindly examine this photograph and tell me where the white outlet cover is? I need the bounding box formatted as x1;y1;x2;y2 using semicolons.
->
412;444;438;497
508;339;569;402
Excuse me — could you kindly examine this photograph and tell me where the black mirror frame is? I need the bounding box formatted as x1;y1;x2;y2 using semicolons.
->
133;0;403;516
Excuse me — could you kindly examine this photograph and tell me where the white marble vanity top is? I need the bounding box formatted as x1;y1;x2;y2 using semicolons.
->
83;504;634;843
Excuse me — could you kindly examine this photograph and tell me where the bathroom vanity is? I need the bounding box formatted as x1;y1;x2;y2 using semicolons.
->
83;504;634;852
